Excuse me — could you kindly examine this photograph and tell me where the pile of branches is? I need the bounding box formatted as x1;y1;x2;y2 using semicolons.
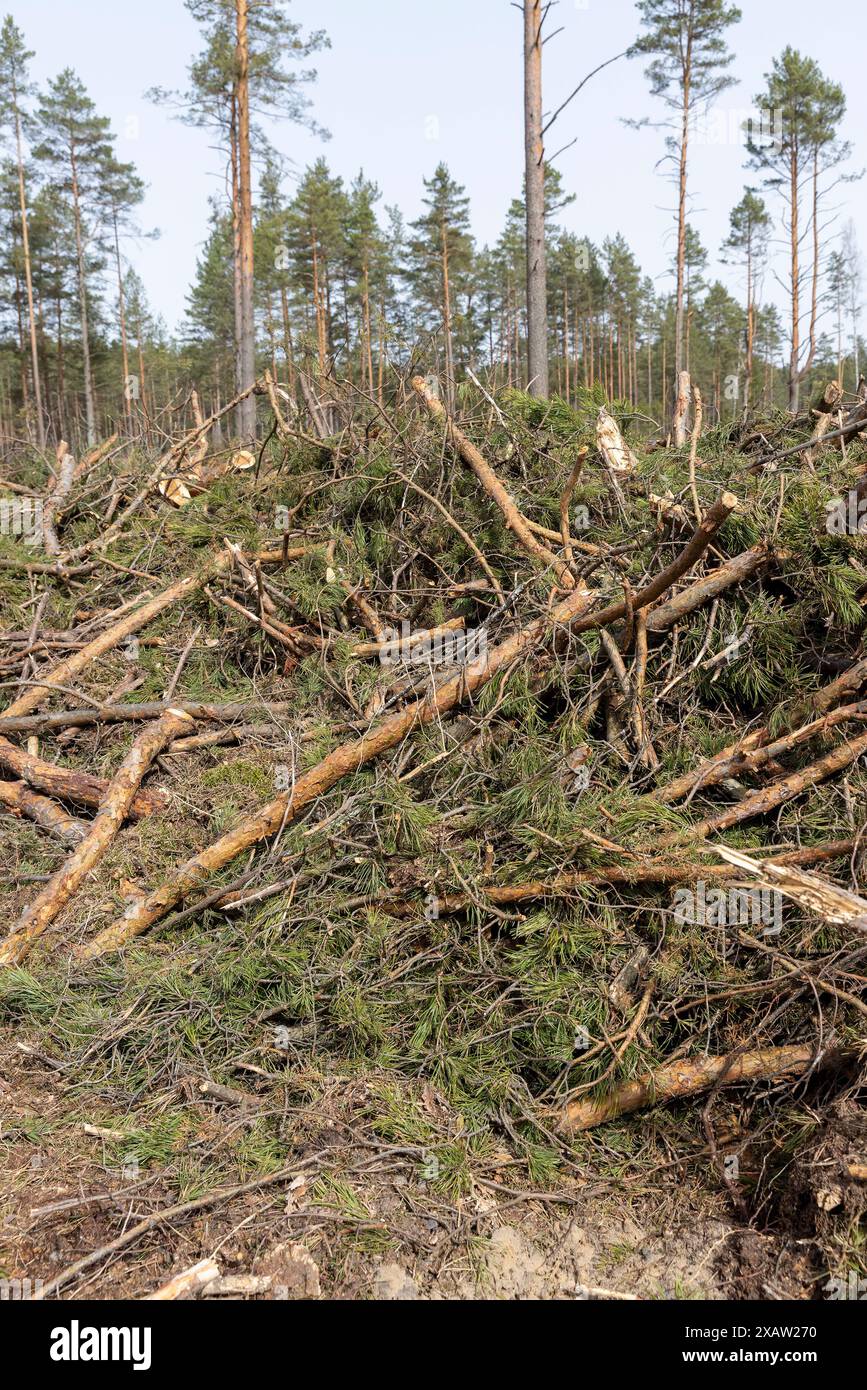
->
1;364;866;1182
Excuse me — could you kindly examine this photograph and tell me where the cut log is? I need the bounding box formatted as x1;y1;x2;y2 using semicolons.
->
0;779;88;847
0;709;194;966
561;1044;826;1132
0;739;163;818
596;407;638;475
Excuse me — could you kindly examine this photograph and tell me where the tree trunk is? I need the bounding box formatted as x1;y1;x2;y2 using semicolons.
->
113;209;132;432
788;140;801;411
672;33;693;443
745;235;754;411
69;140;96;447
441;216;455;410
14;104;44;447
523;0;548;398
235;0;256;440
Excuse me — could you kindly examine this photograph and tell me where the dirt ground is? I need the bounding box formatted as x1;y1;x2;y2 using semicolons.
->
2;1030;863;1301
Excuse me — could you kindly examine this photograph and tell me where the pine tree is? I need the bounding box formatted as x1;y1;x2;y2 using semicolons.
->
523;0;547;398
0;17;44;444
722;190;770;408
746;48;851;410
100;156;147;429
343;173;390;396
34;69;113;445
152;0;328;438
405;163;474;409
285;159;348;380
629;0;741;439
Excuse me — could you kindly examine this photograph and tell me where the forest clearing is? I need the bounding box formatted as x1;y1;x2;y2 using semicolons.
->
0;0;865;1328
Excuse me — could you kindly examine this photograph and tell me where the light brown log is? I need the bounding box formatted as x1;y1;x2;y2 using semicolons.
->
0;779;88;847
0;709;193;966
375;840;856;918
0;699;294;738
0;739;162;818
411;374;575;587
80;584;597;958
144;1257;220;1301
562;1044;820;1131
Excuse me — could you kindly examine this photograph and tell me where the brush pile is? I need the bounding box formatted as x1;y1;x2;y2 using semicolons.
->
1;370;865;1296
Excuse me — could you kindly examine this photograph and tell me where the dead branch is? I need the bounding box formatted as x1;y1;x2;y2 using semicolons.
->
560;1044;836;1132
0;708;194;966
714;846;867;932
0;699;295;738
411;374;575;587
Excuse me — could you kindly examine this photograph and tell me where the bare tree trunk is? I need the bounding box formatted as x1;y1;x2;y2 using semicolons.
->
235;0;256;440
441;216;455;410
14;104;44;447
112;208;132;433
672;34;693;443
70;141;96;447
523;0;548;398
362;258;374;395
788;141;801;411
745;235;754;411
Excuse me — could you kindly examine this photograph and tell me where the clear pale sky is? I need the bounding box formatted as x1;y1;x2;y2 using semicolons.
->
8;0;866;332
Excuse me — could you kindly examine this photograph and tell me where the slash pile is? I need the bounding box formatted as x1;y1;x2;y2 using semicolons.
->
1;371;865;1295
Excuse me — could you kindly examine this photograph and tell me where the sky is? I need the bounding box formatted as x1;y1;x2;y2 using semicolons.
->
8;0;866;334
